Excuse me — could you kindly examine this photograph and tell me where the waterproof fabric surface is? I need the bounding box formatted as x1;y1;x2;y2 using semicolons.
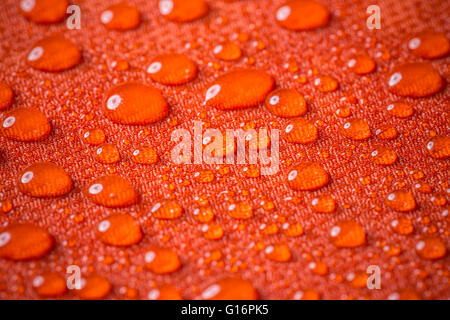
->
0;0;449;299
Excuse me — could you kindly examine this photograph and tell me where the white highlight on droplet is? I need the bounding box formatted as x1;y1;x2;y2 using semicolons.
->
347;59;356;68
159;0;174;15
416;241;425;251
388;72;402;87
288;170;297;181
0;232;11;247
89;183;103;195
201;284;221;299
330;226;341;237
205;84;221;103
148;289;160;300
427;142;434;150
151;203;161;213
28;46;44;61
133;150;140;156
387;193;395;201
387;104;394;111
147;62;162;74
343;122;351;129
213;45;223;54
33;276;44;287
276;6;291;21
265;246;274;254
107;94;122;110
98;220;111;232
20;0;35;13
145;251;156;263
408;38;421;50
101;10;114;24
3;116;15;128
21;171;34;184
269;95;279;105
285;124;293;133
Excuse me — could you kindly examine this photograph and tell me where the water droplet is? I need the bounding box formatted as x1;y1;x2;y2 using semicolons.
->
204;69;275;110
375;124;398;140
94;143;120;164
293;289;320;300
265;88;307;118
159;0;208;22
329;221;366;248
0;224;53;260
100;2;141;30
18;162;72;197
85;175;138;208
284;118;318;144
26;35;82;72
132;146;159;164
313;75;339;92
193;207;214;222
97;214;142;246
19;0;68;24
426;136;449;159
408;32;450;59
202;222;224;240
287;162;329;191
0;81;14;110
77;275;111;300
194;170;215;183
148;285;182;300
200;277;257;300
308;261;328;275
390;217;414;235
265;243;292;262
147;54;198;85
213;42;242;61
386;102;414;118
2;107;51;142
416;238;447;260
370;146;397;165
145;247;181;274
347;54;376;74
82;128;105;145
341;118;371;140
311;194;335;213
282;222;304;237
33;272;67;297
276;0;330;31
151;200;183;219
227;202;253;219
387;62;444;97
104;82;169;125
385;190;416;212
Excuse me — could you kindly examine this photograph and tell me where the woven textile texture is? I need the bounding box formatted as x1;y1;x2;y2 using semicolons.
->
0;0;449;299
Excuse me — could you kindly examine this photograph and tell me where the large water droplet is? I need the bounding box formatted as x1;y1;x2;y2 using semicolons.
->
204;69;275;110
0;224;53;260
18;162;72;197
26;35;82;72
104;82;169;125
265;88;307;118
2;107;51;142
276;0;330;31
387;62;444;97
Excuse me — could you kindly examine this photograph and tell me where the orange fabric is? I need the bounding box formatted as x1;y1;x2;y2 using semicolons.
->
0;0;449;300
